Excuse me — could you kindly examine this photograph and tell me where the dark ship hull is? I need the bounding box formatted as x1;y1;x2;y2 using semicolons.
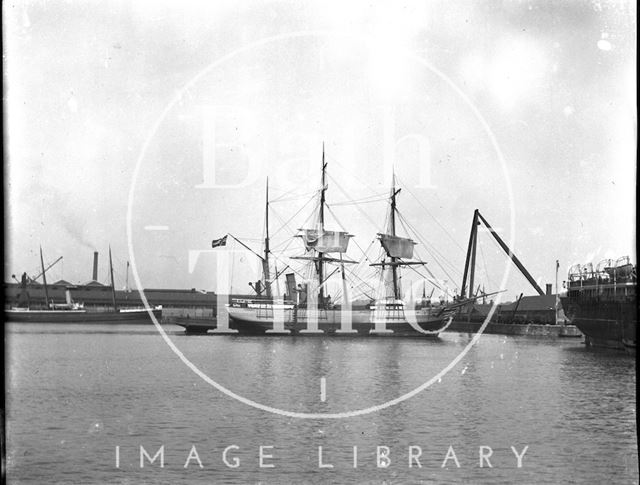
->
561;298;636;351
561;258;636;353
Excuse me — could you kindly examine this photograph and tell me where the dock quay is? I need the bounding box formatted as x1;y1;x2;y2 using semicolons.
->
168;317;583;337
447;320;583;337
5;282;583;338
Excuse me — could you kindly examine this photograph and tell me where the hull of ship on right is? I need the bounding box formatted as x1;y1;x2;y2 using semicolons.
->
561;257;637;353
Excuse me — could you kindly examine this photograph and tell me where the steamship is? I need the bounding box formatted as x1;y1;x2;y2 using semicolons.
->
5;248;161;324
561;257;636;352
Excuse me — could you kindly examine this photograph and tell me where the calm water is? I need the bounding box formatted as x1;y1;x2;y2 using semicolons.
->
6;323;638;484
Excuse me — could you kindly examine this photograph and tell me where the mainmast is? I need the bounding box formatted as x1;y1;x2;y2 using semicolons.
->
317;144;327;306
389;177;401;300
108;246;119;311
292;145;355;306
263;178;272;299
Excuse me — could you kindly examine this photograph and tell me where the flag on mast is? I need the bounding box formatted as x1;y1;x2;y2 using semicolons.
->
211;235;228;248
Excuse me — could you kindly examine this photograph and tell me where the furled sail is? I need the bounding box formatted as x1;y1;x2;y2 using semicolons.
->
379;234;415;259
299;229;351;253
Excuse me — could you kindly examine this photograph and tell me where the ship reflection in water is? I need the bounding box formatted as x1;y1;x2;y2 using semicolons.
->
5;323;637;484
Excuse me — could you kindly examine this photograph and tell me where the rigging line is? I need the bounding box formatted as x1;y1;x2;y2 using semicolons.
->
323;204;348;232
230;240;236;295
357;238;379;269
269;221;306;257
332;190;388;203
269;211;297;241
270;191;320;203
393;213;439;283
326;191;388;206
420;238;462;279
271;195;316;203
412;235;459;284
327;154;390;198
269;237;294;251
272;195;316;233
269;185;317;202
232;237;263;242
271;185;317;198
328;174;387;233
408;240;458;289
328;198;388;207
395;213;447;280
478;240;495;289
396;211;461;279
405;263;444;291
394;173;466;253
346;272;376;300
324;205;378;269
269;252;307;280
269;236;296;254
321;187;377;266
270;196;316;239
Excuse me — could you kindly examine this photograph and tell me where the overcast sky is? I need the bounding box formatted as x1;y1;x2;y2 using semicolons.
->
5;1;636;299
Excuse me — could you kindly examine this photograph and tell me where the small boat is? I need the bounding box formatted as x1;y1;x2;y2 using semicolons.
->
221;147;477;336
561;257;637;353
5;247;162;324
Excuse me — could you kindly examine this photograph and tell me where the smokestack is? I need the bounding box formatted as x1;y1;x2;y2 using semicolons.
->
546;283;552;296
92;252;99;281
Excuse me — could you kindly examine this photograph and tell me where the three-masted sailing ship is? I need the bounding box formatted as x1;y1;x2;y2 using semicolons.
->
224;147;471;336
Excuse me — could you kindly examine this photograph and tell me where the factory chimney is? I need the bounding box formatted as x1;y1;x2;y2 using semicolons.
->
92;252;99;281
545;283;552;296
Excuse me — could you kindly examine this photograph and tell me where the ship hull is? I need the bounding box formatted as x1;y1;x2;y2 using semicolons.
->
5;308;162;324
561;297;636;352
226;304;456;337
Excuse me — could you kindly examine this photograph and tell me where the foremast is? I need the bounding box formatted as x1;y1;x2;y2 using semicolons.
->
226;178;273;299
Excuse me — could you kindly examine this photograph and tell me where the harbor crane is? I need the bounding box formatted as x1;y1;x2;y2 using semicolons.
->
12;256;63;284
460;209;544;299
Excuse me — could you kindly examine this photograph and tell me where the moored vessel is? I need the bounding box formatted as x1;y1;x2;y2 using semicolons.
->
561;257;636;352
5;247;162;324
221;147;477;336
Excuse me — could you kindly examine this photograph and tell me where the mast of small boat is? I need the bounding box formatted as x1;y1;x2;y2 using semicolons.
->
263;178;273;299
317;144;327;306
39;246;50;308
108;246;119;312
125;261;130;292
